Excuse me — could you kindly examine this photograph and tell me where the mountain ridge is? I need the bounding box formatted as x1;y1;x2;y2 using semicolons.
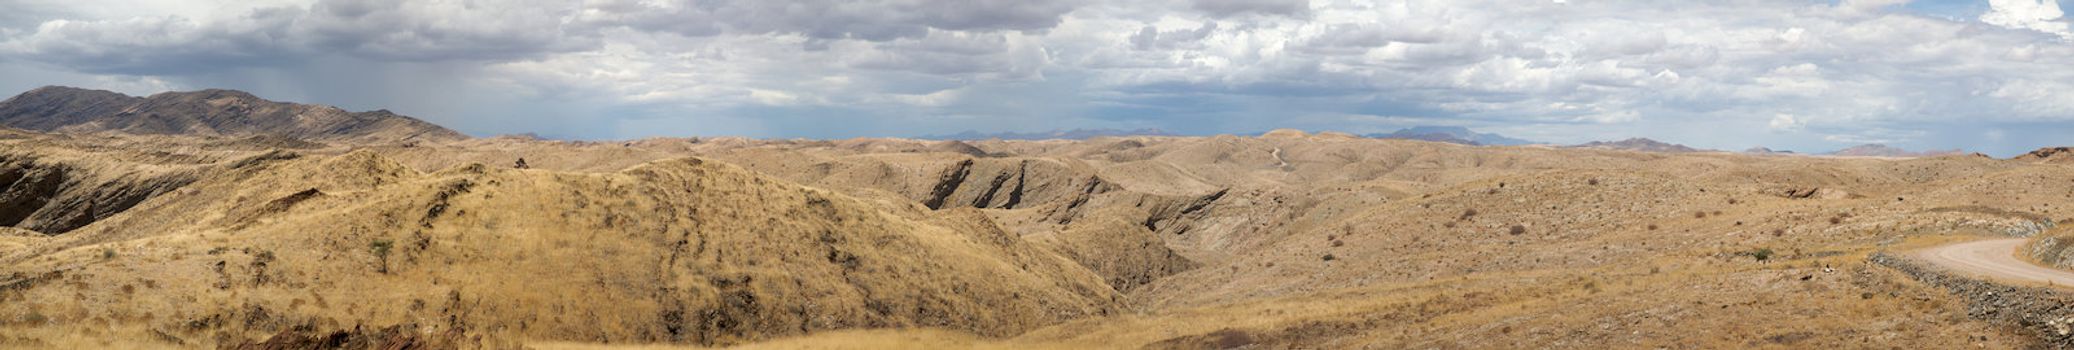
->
1365;126;1535;146
921;128;1176;140
1824;144;1965;158
0;86;467;144
1566;137;1704;153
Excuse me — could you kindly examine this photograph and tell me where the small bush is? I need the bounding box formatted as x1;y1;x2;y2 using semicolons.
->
101;248;115;260
1443;221;1458;228
1321;254;1337;261
1587;178;1600;186
1331;240;1345;247
1828;216;1843;225
1646;224;1660;231
369;239;394;273
1460;209;1479;221
1509;225;1527;235
1740;248;1776;262
1694;211;1707;219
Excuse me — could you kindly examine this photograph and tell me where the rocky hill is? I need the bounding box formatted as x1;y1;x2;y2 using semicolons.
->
0;86;466;144
1566;137;1703;153
2014;147;2074;164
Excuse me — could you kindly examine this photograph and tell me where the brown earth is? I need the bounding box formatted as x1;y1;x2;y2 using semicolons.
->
2;125;2073;349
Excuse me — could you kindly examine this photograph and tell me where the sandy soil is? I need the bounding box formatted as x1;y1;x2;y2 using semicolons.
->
1916;238;2074;288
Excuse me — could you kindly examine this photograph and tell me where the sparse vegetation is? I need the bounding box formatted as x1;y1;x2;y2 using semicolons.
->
369;239;393;273
1738;248;1776;262
0;111;2056;349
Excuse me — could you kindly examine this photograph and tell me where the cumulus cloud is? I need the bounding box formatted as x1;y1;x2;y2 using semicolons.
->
3;0;2074;155
1982;0;2071;37
575;0;1082;41
0;0;595;74
1193;0;1310;17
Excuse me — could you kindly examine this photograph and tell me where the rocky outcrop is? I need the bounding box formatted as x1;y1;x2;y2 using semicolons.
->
1871;253;2074;348
922;158;1116;211
1778;187;1852;200
2017;147;2074;164
0;149;294;234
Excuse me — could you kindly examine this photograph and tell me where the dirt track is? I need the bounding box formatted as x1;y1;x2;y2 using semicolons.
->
1915;238;2074;287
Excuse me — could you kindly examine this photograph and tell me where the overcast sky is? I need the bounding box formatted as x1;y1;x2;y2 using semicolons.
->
2;0;2072;155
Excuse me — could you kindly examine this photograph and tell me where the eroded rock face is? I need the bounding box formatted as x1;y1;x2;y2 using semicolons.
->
0;153;208;234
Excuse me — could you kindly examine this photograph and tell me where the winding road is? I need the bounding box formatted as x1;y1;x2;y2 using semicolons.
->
1914;238;2074;287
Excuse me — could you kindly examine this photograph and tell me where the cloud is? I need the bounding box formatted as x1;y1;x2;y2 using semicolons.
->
1193;0;1310;17
4;0;2074;156
575;0;1083;41
1982;0;2071;37
0;0;595;74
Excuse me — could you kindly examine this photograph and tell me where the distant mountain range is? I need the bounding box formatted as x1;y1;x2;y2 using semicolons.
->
0;86;466;144
1364;126;1536;146
1823;144;1964;158
1743;147;1796;154
921;128;1176;140
1567;138;1705;153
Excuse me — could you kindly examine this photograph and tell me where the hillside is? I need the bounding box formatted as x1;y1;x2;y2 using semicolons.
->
2014;147;2074;164
0;147;1122;347
0;86;467;144
0;127;2068;349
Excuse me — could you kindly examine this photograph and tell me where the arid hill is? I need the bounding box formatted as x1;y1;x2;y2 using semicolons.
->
2015;147;2074;164
0;86;466;144
2;125;2071;349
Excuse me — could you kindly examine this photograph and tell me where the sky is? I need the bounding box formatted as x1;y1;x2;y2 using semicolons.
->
1;0;2072;155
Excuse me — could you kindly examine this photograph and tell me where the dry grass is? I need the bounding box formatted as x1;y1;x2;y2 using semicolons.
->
0;130;2067;349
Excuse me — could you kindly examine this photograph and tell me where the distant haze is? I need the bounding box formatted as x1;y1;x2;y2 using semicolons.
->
3;0;2074;156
